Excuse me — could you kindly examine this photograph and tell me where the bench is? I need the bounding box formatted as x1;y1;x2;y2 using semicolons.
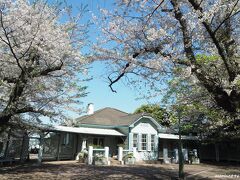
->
158;157;164;164
0;157;16;165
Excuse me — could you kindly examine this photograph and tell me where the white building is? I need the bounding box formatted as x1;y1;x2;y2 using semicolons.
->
41;107;198;163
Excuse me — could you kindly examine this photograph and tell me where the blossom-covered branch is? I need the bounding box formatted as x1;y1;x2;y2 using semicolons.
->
93;0;240;115
0;0;88;127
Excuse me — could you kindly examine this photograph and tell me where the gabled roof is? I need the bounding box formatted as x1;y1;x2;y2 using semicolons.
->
76;107;128;126
76;107;152;127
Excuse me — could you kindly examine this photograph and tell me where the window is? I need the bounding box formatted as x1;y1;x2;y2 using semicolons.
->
151;135;155;151
92;137;104;148
141;134;147;150
93;138;98;146
133;134;138;148
0;142;3;155
63;133;70;145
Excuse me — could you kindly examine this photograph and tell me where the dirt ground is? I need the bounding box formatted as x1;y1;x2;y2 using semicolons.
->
0;160;240;180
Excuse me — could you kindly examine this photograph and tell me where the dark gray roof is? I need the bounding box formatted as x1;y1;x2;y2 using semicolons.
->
76;107;145;126
116;113;144;126
165;127;178;134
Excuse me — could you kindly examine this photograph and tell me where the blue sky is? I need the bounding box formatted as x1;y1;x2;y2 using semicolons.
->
66;0;160;115
81;61;149;114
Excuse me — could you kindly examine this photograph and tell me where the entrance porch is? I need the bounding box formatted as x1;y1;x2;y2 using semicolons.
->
40;126;125;161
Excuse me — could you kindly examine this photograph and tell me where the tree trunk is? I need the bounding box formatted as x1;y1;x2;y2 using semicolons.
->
4;129;11;158
215;143;220;162
38;133;44;164
0;113;12;125
178;112;184;179
179;136;184;179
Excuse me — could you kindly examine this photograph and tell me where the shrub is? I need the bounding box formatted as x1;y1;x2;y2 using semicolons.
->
76;149;88;162
123;152;134;160
93;153;108;165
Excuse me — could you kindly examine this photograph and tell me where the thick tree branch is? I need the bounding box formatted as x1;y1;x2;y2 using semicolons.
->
2;77;17;83
108;44;172;92
170;0;196;63
6;71;28;109
0;0;86;128
171;0;240;113
188;0;238;82
0;10;24;72
0;105;51;125
15;106;52;116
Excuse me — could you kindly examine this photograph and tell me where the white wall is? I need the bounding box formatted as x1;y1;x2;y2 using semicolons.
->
131;122;158;134
129;119;159;161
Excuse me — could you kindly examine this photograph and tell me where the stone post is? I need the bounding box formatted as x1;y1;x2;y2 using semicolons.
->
88;146;93;165
133;147;137;161
104;146;109;160
81;138;87;151
118;146;123;161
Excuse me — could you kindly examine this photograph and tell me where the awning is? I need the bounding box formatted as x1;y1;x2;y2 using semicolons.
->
51;126;125;136
159;133;198;140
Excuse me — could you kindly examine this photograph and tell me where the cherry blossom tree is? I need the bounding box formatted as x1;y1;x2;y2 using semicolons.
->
93;2;239;176
92;0;240;117
0;0;88;129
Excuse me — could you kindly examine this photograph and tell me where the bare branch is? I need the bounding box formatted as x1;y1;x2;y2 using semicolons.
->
213;0;240;34
146;0;165;22
108;63;130;93
15;106;54;117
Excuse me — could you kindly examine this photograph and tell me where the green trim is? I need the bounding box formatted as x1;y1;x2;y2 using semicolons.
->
79;123;129;128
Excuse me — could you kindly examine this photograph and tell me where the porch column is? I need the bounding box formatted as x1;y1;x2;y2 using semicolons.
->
128;133;133;150
174;148;179;163
193;149;198;157
81;138;87;151
88;146;93;165
56;133;61;161
163;148;169;163
182;149;188;162
154;135;159;152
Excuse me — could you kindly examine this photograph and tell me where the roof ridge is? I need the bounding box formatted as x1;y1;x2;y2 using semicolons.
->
122;112;143;117
105;107;129;115
76;107;128;122
77;108;107;121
